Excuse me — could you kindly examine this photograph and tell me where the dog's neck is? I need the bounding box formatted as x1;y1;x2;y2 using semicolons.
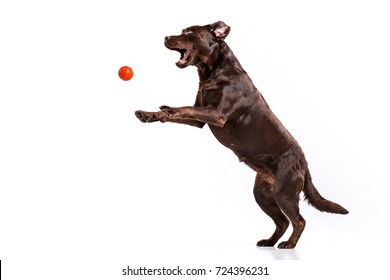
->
196;42;244;82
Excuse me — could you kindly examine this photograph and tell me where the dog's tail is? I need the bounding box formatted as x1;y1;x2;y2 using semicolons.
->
303;171;349;214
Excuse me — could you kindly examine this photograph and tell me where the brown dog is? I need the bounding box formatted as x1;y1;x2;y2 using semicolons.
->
135;21;348;248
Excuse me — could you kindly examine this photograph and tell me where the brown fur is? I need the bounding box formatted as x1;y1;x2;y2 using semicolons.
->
135;21;348;248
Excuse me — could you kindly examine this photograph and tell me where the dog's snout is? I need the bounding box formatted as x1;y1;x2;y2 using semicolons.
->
165;36;170;43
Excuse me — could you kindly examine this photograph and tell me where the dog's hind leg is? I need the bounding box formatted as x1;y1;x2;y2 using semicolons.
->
253;168;290;247
273;168;306;249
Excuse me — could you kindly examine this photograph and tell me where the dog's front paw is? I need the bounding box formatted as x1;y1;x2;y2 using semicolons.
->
135;110;161;123
160;105;180;118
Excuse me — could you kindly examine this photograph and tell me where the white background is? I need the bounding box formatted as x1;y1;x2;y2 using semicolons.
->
1;0;389;279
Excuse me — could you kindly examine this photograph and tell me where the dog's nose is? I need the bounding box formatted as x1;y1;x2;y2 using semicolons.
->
165;36;170;43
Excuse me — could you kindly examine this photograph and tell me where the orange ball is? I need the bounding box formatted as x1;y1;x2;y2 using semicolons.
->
118;66;133;81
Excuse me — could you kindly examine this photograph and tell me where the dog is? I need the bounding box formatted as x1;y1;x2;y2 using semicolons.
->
135;21;348;249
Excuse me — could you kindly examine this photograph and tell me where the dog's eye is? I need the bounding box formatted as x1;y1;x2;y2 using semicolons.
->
183;30;193;36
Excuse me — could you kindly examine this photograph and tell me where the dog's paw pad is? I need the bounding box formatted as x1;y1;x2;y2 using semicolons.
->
135;111;157;123
135;111;147;122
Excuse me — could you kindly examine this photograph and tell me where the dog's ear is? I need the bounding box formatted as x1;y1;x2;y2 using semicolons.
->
207;21;230;40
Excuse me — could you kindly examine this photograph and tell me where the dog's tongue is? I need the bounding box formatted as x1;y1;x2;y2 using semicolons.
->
177;49;189;66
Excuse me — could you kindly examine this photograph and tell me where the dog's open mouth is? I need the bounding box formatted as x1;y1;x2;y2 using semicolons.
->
174;48;190;67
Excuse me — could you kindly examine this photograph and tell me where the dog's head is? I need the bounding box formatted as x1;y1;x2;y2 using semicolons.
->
164;21;230;69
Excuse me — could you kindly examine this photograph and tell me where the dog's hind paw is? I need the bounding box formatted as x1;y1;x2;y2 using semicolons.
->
256;239;277;247
277;241;296;249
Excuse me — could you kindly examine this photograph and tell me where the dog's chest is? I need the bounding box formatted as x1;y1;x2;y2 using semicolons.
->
198;88;222;107
197;79;232;107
